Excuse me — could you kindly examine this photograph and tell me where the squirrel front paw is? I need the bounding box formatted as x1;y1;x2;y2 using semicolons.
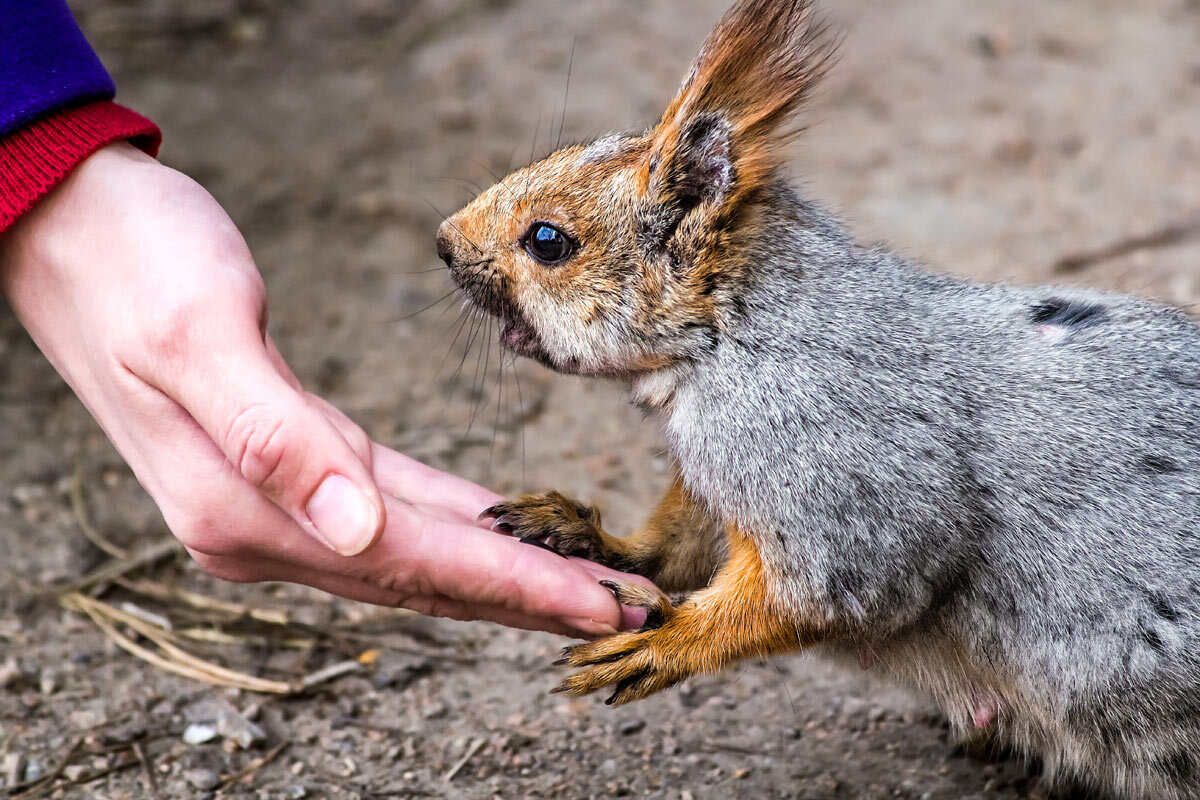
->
554;529;809;707
479;490;633;568
553;580;686;706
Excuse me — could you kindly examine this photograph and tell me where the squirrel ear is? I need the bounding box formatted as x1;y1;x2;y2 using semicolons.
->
656;112;734;210
645;0;835;213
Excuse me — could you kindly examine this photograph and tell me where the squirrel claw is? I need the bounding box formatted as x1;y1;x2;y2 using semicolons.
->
478;505;513;531
519;535;567;558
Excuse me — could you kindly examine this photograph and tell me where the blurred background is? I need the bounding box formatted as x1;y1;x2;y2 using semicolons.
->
2;1;1199;797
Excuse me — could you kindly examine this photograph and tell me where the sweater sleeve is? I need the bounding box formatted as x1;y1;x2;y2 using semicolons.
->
0;0;161;234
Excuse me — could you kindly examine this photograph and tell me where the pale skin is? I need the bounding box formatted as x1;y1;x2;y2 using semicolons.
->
0;142;643;637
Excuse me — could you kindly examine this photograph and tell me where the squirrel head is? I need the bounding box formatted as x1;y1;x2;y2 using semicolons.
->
437;0;835;377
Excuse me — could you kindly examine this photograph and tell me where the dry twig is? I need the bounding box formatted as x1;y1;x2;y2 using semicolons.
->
56;538;181;595
1052;219;1200;274
442;738;485;783
68;467;127;559
132;742;163;800
217;740;289;790
61;593;293;693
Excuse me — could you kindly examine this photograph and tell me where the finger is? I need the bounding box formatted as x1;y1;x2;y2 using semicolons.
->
148;323;385;556
371;444;501;521
188;549;590;636
375;495;623;634
263;334;303;392
307;392;374;468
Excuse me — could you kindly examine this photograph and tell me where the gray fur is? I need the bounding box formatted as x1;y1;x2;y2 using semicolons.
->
655;185;1200;798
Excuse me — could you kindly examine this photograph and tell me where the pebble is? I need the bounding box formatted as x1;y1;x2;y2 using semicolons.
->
184;768;222;791
618;719;646;736
182;698;266;749
63;765;88;782
286;785;308;799
2;753;23;787
183;723;219;745
22;759;42;783
0;658;22;689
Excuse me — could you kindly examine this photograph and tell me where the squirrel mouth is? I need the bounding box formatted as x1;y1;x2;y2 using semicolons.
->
500;316;552;366
443;265;555;367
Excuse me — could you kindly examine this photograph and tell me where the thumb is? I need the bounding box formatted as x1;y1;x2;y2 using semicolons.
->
158;338;385;556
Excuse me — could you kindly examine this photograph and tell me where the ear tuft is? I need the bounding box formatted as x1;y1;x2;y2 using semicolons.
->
663;0;836;145
646;0;837;218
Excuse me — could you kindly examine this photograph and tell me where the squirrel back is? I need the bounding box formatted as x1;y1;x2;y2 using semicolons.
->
665;189;1200;795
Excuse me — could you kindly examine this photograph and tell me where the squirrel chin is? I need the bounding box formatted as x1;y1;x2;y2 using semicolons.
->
500;316;556;369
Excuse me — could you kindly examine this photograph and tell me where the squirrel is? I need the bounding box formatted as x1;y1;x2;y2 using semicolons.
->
433;1;1200;797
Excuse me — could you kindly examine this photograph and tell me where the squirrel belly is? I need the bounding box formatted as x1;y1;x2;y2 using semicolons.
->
659;185;1200;798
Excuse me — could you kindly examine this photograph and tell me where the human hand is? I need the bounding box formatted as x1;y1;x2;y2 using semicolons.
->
0;142;635;636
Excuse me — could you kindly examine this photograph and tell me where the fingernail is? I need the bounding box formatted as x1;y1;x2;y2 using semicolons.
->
619;605;647;631
560;616;618;637
306;474;378;556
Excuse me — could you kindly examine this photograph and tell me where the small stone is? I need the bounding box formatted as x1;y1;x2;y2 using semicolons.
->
973;31;1013;58
67;709;103;729
22;759;43;783
422;701;448;720
228;16;265;44
371;654;432;691
183;723;219;745
734;768;751;780
285;785;308;799
216;705;267;749
0;658;23;689
618;719;645;736
184;768;222;791
2;752;25;786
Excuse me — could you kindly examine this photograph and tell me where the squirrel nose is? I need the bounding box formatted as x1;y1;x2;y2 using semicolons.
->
435;224;456;268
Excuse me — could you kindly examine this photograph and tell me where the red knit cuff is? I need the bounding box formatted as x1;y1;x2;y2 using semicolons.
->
0;100;161;235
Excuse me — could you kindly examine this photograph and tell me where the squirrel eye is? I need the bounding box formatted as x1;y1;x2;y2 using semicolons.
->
523;222;574;265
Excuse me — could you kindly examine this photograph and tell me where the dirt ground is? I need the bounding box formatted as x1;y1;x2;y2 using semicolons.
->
3;1;1200;798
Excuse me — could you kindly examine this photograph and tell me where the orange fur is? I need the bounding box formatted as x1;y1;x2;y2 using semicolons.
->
555;524;808;705
482;472;726;594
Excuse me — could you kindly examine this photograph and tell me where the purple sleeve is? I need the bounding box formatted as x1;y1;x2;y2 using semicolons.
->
0;0;115;138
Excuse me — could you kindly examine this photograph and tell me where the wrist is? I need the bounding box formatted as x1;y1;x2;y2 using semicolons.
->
0;101;160;236
1;142;160;299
